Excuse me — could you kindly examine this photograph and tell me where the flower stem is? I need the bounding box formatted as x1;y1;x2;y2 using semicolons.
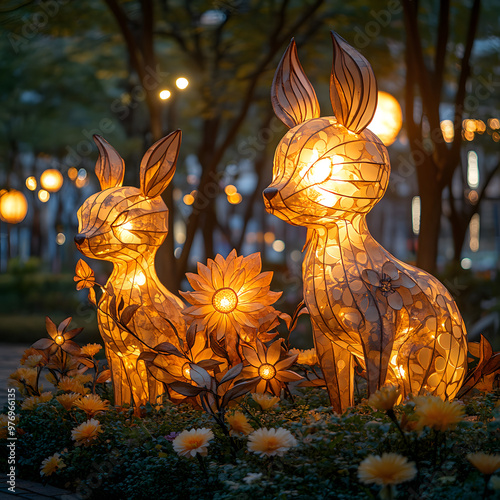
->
196;454;208;481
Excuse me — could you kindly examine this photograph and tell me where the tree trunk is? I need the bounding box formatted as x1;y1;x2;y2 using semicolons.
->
416;166;443;275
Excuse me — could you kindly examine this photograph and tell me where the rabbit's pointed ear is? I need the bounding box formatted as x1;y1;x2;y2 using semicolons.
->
330;31;378;134
271;39;320;128
140;130;181;198
93;136;125;190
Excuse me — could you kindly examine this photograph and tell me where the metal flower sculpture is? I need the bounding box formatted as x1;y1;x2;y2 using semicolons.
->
75;131;185;409
180;250;282;365
263;32;467;412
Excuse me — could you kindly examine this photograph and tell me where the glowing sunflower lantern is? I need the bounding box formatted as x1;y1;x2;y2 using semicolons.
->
40;169;64;192
180;249;282;365
240;339;302;396
263;32;467;413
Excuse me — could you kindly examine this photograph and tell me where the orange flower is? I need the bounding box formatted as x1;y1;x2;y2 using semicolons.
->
251;393;280;410
40;453;66;476
240;339;302;395
74;259;95;290
467;453;500;475
71;419;102;446
289;348;318;366
358;453;417;485
414;396;464;431
368;385;401;412
180;250;281;362
74;394;110;417
31;317;82;357
56;393;81;411
57;377;89;395
21;392;53;410
80;343;102;357
247;427;297;457
226;411;253;436
172;428;214;458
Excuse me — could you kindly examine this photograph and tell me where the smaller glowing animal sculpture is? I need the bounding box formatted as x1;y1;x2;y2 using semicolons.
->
263;32;467;412
75;131;185;408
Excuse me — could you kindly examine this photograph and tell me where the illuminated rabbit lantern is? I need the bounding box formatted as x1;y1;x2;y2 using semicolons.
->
75;131;185;408
263;33;467;412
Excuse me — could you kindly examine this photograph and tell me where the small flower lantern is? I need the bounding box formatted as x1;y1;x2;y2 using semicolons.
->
75;131;185;410
40;169;64;192
263;32;467;412
0;189;28;224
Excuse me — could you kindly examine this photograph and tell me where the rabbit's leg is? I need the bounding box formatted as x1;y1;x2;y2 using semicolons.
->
105;347;132;407
312;320;354;413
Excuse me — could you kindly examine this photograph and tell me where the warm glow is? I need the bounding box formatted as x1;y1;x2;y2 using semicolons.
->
56;233;66;245
488;118;499;129
175;77;189;90
368;91;403;146
258;363;276;380
440;120;454;143
26;176;37;191
55;335;65;345
469;213;480;252
38;189;50;202
182;363;191;379
212;287;238;313
228;193;242;204
68;167;78;181
225;184;237;196
183;194;195;205
40;169;64;192
272;240;285;252
0;190;28;224
159;90;171;100
264;231;275;244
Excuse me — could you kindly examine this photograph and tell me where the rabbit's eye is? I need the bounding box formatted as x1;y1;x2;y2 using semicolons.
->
113;212;129;227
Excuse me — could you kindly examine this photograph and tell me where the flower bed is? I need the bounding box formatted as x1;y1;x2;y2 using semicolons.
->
2;361;499;499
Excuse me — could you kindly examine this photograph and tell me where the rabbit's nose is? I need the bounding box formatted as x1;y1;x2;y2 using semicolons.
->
74;234;86;246
263;188;278;201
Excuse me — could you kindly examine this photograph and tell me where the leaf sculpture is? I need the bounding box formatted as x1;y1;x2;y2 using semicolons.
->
458;335;500;396
263;31;468;413
271;38;320;128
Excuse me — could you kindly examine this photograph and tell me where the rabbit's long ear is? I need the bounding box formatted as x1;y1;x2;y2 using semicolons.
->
140;130;181;198
271;39;320;128
93;136;125;190
330;31;378;134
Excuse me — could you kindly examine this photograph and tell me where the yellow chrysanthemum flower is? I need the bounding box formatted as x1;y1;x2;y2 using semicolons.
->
40;453;66;476
247;427;297;457
172;428;214;458
289;348;318;366
74;394;110;417
414;396;464;431
56;393;81;411
21;392;53;410
251;393;280;410
358;453;417;485
71;419;102;447
80;343;102;357
24;355;44;368
180;250;281;363
368;385;401;412
226;411;253;436
57;377;89;395
9;367;37;387
73;374;94;385
467;453;500;475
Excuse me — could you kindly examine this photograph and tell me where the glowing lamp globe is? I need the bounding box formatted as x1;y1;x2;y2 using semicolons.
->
368;91;403;146
40;169;64;192
0;190;28;224
212;288;238;313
